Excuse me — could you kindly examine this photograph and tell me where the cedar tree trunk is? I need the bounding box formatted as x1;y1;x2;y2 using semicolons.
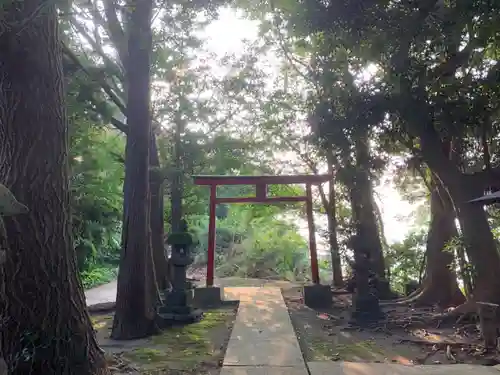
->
0;1;109;373
170;113;184;232
353;133;387;281
149;131;169;290
318;161;343;286
111;0;158;340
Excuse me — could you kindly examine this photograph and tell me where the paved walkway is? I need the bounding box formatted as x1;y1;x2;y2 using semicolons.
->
221;287;307;375
85;280;117;306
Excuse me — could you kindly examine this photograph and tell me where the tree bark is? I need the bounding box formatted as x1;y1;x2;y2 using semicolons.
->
372;197;392;281
170;113;184;232
111;0;158;340
0;2;109;373
414;177;465;308
408;114;500;303
149;132;169;290
353;132;387;281
456;242;473;297
318;158;343;286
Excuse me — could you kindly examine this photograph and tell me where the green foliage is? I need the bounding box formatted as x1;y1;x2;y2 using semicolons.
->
80;267;119;289
190;204;311;281
69;124;124;272
385;230;427;294
67;70;125;276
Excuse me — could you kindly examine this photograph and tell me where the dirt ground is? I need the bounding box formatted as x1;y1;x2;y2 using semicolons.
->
91;303;238;375
282;286;500;367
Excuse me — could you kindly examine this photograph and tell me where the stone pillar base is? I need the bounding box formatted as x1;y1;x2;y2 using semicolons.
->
157;288;202;325
157;306;203;324
303;284;332;309
193;287;224;308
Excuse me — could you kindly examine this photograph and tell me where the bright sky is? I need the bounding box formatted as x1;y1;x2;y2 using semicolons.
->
201;8;417;245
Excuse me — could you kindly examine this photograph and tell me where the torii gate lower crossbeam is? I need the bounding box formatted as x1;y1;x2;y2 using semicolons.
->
193;174;332;287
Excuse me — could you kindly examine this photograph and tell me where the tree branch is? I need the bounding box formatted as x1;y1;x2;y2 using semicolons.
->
62;42;128;134
70;17;124;80
62;42;127;115
390;0;440;73
102;0;127;67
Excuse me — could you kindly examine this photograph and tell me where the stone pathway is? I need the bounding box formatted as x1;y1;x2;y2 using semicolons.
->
221;287;307;375
85;280;117;306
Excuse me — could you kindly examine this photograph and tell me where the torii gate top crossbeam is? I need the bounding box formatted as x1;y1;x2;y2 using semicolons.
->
193;174;332;186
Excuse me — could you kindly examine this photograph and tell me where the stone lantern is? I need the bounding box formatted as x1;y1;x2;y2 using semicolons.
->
158;219;202;323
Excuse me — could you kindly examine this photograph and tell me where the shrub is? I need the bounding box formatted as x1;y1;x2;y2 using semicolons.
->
80;266;118;289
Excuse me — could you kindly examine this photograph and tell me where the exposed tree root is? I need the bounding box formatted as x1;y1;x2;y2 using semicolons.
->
414;281;465;309
380;288;424;305
381;281;465;309
399;338;469;347
435;300;478;319
88;302;116;314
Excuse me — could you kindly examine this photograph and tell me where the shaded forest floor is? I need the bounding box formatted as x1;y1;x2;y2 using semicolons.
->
282;286;500;367
91;304;238;375
87;275;500;374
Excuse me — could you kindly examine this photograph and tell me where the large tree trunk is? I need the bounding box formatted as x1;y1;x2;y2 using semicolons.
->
353;132;387;281
415;121;500;303
111;0;158;340
414;177;465;308
372;198;392;280
451;180;499;301
149;132;169;290
0;2;109;373
170;114;184;232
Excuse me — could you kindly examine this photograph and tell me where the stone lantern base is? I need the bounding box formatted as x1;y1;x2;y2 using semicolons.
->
158;289;203;324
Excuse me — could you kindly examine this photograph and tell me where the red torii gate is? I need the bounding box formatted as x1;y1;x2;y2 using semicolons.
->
193;174;332;287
